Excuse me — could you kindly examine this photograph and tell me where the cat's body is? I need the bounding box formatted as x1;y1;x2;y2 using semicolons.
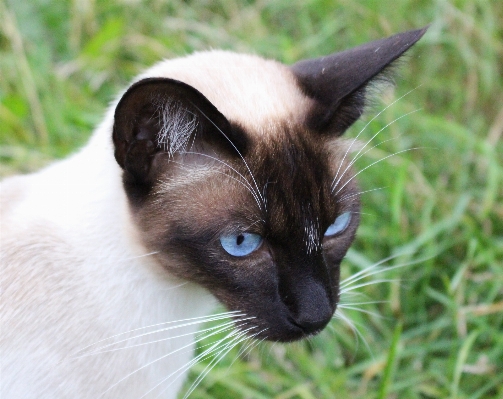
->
0;28;426;398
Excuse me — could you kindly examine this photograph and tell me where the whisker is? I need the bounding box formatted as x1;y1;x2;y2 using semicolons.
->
331;85;422;190
165;156;258;206
181;328;257;399
73;311;243;357
161;281;189;291
73;320;238;359
350;211;372;216
125;251;160;260
98;320;244;398
339;252;406;287
174;153;263;210
332;109;420;193
190;104;265;209
340;254;428;290
242;334;265;358
346;130;407;169
136;328;243;399
95;251;161;266
337;186;387;203
338;291;370;305
334;135;403;194
334;147;427;197
228;328;266;368
333;310;373;358
233;337;253;361
337;305;384;319
339;279;398;295
338;300;388;306
146;323;256;399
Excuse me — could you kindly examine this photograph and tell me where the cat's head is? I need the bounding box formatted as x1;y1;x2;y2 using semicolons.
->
112;28;426;342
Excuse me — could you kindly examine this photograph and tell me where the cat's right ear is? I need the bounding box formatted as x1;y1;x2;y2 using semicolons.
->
112;78;246;188
291;27;427;135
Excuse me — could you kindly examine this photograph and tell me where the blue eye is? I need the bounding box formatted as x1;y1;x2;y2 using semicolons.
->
220;233;263;257
325;212;351;237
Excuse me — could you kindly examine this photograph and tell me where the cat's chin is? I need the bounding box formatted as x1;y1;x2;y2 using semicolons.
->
274;324;331;343
249;318;332;343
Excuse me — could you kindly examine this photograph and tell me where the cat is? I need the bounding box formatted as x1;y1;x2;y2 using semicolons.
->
0;27;427;398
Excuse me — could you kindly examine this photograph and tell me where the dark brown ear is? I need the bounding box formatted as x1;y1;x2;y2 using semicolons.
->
113;78;247;189
291;27;428;134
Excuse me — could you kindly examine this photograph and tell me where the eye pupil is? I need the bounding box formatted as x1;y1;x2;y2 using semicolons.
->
220;232;263;257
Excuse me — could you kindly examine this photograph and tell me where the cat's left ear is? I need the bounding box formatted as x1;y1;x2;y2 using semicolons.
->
291;27;428;135
112;78;245;187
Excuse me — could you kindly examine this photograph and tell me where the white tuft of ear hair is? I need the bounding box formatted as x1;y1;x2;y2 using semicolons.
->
155;99;198;157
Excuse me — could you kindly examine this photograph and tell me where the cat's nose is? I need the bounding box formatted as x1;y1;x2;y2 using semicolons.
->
291;301;333;334
287;280;334;334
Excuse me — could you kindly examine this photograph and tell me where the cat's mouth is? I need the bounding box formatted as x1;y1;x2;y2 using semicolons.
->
235;312;334;343
229;296;336;343
287;314;332;337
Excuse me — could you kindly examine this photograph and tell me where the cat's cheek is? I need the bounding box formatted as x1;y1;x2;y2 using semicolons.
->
325;256;342;300
198;251;305;342
322;241;349;265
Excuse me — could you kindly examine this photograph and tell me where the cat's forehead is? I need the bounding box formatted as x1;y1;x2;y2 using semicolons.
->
138;50;313;131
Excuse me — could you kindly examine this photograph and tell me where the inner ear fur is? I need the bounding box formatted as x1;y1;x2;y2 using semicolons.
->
112;78;247;186
291;27;428;135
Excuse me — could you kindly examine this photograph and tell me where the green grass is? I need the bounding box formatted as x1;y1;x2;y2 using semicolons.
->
1;0;502;398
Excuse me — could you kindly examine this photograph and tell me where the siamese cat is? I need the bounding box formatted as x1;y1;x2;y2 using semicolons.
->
0;27;427;398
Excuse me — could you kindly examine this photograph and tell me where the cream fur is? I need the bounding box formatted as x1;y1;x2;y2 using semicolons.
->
136;50;314;133
0;117;218;397
0;50;328;398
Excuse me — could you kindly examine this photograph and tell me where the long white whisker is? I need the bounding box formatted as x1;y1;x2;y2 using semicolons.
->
95;251;160;266
332;109;420;193
73;320;238;359
251;336;268;356
240;334;263;359
97;319;247;398
148;323;256;399
171;153;261;209
339;290;367;299
331;85;421;189
181;328;256;399
337;305;384;319
341;266;397;289
338;300;388;306
339;279;398;295
334;310;373;358
181;152;262;210
121;251;160;260
73;311;242;357
334;147;426;196
350;211;373;216
213;171;262;209
334;135;403;193
347;131;407;168
233;337;253;361
167;155;257;204
340;255;428;290
339;253;406;288
190;104;265;209
228;328;266;368
337;187;387;203
137;328;243;399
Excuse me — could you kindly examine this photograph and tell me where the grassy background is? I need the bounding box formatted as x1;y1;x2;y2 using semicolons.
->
1;0;502;398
